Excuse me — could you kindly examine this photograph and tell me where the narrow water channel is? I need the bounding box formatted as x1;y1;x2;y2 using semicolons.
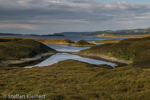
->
25;44;117;68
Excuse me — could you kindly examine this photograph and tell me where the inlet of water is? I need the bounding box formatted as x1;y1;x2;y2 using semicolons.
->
25;44;117;68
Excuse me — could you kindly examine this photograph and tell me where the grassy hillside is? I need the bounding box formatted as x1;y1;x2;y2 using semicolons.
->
0;37;56;61
1;60;150;100
91;39;122;44
79;37;150;68
34;38;74;45
1;37;150;99
34;39;95;47
73;40;95;47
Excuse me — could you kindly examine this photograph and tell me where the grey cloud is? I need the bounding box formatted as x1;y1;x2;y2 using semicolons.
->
66;0;97;3
0;0;150;33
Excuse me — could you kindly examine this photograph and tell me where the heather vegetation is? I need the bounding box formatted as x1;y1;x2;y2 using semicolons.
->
79;37;150;68
1;60;150;100
0;37;56;61
1;36;150;100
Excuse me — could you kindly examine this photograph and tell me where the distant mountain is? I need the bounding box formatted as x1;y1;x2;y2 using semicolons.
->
56;27;150;36
0;27;150;37
55;32;100;36
0;33;22;35
146;27;150;31
0;33;64;36
95;27;150;35
41;34;64;36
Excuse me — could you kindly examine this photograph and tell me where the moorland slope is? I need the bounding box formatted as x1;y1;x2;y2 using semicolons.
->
1;60;150;100
0;37;56;61
79;37;150;68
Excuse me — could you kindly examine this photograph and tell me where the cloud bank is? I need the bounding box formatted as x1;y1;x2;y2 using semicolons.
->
0;0;150;34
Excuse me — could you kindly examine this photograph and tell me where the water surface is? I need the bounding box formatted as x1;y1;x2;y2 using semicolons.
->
46;44;90;52
25;44;117;68
25;53;116;68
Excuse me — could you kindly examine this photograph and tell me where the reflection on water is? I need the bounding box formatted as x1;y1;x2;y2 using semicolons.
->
25;44;117;68
1;34;119;68
46;44;90;52
25;53;117;68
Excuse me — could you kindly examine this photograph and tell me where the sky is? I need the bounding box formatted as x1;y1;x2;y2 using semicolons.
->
0;0;150;34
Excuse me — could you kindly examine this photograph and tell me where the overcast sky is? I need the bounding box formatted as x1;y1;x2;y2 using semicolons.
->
0;0;150;34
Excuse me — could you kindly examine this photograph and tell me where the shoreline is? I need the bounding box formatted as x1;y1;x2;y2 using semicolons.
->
46;43;95;47
0;52;55;66
98;34;150;38
77;53;132;65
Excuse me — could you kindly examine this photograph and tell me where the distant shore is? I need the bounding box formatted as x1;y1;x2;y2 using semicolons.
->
0;33;64;36
34;38;95;47
98;33;150;38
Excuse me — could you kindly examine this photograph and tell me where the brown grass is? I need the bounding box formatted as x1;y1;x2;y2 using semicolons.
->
91;39;122;44
34;39;74;45
1;60;150;100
